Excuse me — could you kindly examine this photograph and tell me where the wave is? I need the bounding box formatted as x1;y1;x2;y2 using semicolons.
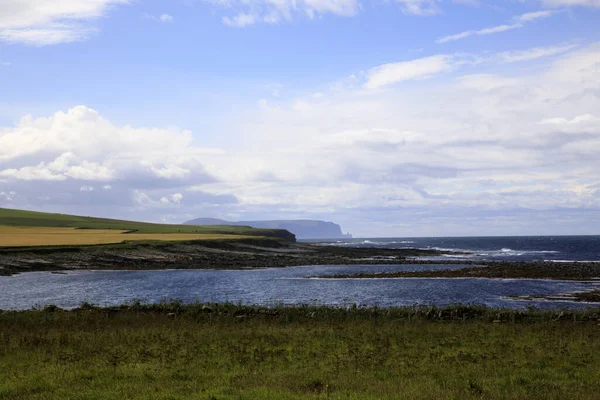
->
419;247;561;261
323;240;416;247
362;240;415;245
483;249;560;257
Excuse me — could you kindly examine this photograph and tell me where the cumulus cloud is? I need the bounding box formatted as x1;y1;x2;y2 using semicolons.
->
0;105;225;219
2;43;600;235
0;0;128;45
188;43;600;235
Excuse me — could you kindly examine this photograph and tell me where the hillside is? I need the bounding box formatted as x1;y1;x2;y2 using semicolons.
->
0;208;296;243
185;218;352;239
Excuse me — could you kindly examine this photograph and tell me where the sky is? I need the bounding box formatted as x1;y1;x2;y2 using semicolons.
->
0;0;599;237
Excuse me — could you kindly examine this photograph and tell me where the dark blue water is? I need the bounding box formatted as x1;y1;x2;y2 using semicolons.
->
1;263;599;311
309;236;600;262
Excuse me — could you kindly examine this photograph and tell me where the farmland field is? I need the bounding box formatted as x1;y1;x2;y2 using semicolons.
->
0;208;296;247
0;226;255;247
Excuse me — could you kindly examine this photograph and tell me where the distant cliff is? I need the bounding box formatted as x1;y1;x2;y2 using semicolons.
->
184;218;352;240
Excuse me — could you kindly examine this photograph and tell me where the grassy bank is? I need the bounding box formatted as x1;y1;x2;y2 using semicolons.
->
1;303;600;399
0;208;296;244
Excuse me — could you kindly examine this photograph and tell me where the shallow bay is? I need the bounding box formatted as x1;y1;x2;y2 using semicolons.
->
1;263;599;310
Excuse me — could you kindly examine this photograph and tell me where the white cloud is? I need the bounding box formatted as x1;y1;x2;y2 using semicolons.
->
495;44;578;63
514;10;555;22
196;44;600;230
452;0;479;6
0;106;220;187
2;44;600;235
0;191;17;201
437;10;555;44
437;24;521;43
304;0;360;16
223;13;258;27
0;153;115;182
541;114;598;125
146;13;175;23
364;44;575;89
456;74;522;91
203;0;359;27
160;193;183;205
478;23;523;35
539;0;600;6
364;55;455;89
539;114;600;134
394;0;440;15
159;14;174;23
80;185;94;192
0;0;128;45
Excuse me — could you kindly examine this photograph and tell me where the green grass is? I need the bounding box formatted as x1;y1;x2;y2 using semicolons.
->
0;208;295;241
1;302;599;399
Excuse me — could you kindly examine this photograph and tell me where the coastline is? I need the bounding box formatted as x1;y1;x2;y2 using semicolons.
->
319;260;600;281
3;239;600;283
0;240;450;276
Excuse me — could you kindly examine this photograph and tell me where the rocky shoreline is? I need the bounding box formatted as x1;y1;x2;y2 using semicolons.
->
0;240;450;276
3;240;600;286
508;289;600;303
321;260;600;281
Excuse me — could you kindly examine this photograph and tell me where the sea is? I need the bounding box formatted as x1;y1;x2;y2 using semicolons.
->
1;236;599;311
309;235;600;263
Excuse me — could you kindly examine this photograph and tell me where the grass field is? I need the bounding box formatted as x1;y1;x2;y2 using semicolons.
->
1;303;599;399
0;226;255;247
0;208;296;246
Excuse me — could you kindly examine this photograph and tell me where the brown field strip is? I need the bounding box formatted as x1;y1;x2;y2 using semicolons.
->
0;226;251;247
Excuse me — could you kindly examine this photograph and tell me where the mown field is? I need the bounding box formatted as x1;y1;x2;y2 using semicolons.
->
0;208;295;247
1;303;599;399
0;226;255;247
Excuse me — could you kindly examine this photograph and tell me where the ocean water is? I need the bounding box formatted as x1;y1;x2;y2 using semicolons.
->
2;236;599;311
309;236;600;262
1;263;599;311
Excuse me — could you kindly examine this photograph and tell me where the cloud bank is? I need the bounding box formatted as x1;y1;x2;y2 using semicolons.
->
3;43;599;235
0;0;128;45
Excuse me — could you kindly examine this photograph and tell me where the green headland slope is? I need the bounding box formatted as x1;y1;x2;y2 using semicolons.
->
0;208;296;242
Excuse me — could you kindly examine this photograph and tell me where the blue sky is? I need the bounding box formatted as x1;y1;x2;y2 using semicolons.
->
1;0;600;237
